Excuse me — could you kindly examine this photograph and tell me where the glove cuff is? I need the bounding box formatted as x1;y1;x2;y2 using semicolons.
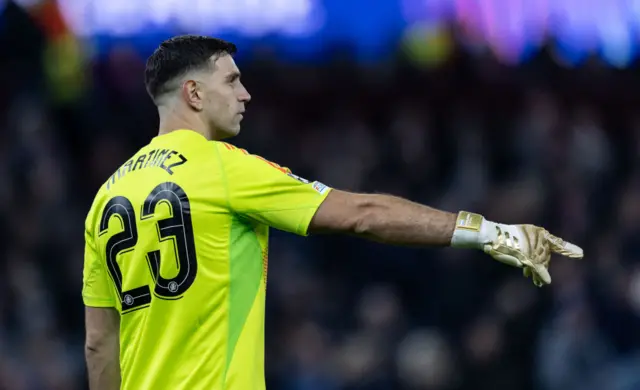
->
451;211;487;249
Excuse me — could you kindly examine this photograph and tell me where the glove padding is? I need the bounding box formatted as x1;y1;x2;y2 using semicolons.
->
451;211;584;287
483;224;583;287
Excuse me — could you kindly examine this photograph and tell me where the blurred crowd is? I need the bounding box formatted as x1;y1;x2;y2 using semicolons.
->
2;3;640;390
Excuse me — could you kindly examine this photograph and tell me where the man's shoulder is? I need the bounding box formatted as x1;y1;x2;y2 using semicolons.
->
214;141;250;157
213;142;291;175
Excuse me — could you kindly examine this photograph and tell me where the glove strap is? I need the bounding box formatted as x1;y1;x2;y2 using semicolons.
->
451;211;486;249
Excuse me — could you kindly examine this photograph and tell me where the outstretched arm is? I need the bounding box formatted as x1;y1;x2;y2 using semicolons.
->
213;146;583;287
309;190;583;286
309;190;457;247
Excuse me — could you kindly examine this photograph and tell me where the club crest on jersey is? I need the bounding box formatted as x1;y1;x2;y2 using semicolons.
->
287;172;310;184
312;181;328;194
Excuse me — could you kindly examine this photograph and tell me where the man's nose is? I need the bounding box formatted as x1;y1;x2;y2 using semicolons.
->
239;87;251;103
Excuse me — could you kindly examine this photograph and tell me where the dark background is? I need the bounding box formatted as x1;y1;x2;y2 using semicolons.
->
1;1;639;389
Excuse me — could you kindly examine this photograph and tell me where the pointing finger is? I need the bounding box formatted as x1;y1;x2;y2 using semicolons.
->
544;232;584;259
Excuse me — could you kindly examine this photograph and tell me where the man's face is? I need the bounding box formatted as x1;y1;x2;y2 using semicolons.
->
200;54;251;138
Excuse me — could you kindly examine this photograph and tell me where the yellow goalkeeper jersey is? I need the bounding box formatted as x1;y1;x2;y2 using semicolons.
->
82;129;331;390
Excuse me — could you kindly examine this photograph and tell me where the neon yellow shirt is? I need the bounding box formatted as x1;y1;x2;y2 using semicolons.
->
82;130;331;390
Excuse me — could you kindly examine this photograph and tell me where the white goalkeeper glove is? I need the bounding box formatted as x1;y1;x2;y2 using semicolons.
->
450;211;584;287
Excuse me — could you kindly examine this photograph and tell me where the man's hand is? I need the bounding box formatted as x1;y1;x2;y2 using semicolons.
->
451;211;583;286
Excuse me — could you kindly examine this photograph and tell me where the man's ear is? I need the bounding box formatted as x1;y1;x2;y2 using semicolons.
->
182;80;204;111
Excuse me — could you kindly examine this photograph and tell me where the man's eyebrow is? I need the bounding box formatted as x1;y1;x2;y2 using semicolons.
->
226;71;241;80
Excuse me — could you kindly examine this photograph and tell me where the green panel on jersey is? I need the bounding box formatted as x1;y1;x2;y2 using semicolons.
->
226;216;263;378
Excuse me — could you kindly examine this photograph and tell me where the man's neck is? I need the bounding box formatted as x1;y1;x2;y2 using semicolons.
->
158;110;212;140
158;125;210;140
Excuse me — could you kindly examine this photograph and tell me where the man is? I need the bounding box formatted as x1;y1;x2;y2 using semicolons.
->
83;35;583;390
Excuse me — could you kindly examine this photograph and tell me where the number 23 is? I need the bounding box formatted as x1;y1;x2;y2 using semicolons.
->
99;182;198;313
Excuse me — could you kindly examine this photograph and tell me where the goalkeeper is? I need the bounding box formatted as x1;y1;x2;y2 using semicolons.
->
83;35;583;390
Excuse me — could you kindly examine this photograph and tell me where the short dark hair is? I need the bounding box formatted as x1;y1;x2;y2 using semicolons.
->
144;35;237;101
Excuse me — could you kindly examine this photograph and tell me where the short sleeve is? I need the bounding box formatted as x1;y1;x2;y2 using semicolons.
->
82;220;117;308
215;143;332;236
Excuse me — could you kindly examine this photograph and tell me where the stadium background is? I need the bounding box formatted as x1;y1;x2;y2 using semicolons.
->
1;0;640;389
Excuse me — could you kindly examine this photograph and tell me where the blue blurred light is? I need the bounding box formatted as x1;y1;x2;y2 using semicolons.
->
553;31;590;67
44;0;640;66
597;0;635;67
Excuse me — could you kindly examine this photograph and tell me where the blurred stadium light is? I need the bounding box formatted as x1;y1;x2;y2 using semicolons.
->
56;0;325;37
5;0;640;65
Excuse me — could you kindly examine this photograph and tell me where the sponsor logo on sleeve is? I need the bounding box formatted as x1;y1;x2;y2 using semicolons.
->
311;181;329;194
